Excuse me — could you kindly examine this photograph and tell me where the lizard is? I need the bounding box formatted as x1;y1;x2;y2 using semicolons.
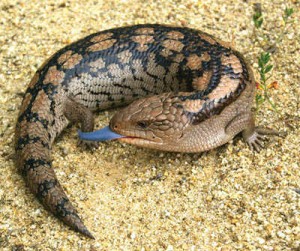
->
15;24;277;239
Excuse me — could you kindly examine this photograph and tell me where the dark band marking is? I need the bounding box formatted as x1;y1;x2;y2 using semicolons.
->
16;135;50;151
22;158;52;177
37;179;58;200
55;197;80;220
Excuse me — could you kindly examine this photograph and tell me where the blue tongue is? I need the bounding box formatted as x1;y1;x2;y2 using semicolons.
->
78;126;125;141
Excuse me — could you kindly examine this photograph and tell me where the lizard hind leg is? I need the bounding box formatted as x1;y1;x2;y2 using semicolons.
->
63;97;99;149
225;111;279;152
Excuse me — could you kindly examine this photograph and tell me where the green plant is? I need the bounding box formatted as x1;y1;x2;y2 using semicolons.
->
255;52;277;111
252;5;294;111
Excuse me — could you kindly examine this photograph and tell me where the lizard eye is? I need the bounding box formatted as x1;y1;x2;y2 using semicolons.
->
137;121;149;129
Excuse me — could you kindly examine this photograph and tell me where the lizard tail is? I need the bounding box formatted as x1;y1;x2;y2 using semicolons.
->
15;106;94;239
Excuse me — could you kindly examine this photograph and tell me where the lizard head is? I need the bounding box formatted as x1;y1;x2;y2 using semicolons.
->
109;93;192;152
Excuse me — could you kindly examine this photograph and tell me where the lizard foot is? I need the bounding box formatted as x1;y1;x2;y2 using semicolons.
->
244;126;279;152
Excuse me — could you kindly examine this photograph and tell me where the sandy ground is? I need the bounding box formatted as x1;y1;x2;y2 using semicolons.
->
0;0;299;250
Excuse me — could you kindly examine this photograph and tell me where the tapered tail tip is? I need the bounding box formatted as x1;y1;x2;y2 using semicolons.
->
72;219;95;239
61;209;95;239
79;227;95;239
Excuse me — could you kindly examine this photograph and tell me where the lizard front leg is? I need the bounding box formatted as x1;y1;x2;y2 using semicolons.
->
64;97;99;149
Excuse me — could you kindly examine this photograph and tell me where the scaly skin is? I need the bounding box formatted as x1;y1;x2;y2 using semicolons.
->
15;24;277;238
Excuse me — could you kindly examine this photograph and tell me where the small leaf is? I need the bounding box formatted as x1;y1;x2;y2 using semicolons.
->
284;7;294;18
257;19;263;28
264;64;273;74
253;12;262;20
262;52;270;64
253;11;263;28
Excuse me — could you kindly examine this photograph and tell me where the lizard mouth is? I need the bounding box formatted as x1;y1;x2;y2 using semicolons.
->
78;126;161;145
